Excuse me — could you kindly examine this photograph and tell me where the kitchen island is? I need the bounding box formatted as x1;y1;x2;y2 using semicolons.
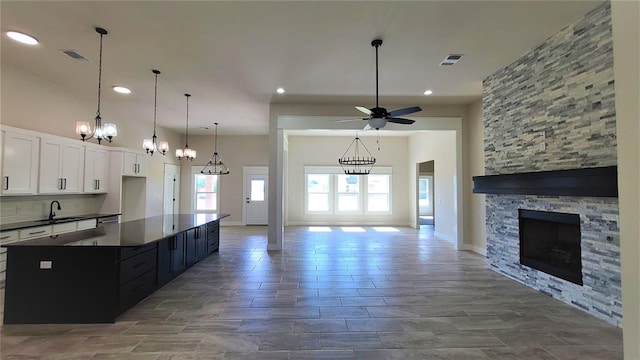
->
2;213;229;324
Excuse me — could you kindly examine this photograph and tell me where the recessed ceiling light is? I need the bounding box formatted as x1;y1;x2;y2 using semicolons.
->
276;87;285;94
424;90;433;95
113;86;131;94
6;31;38;45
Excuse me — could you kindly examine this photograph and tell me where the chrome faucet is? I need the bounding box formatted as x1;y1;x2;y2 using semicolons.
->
49;200;61;221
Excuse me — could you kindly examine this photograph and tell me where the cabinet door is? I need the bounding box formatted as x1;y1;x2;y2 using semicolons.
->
84;147;108;193
185;229;197;268
196;225;207;261
135;154;147;177
61;142;84;193
1;131;39;194
39;138;64;193
171;234;186;275
123;152;138;176
157;237;172;287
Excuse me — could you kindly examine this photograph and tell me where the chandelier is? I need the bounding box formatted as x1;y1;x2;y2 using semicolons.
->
175;93;196;161
338;134;376;175
76;27;117;144
143;69;169;155
200;122;230;175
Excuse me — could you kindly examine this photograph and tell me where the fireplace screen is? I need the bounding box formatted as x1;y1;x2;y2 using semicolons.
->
519;209;583;285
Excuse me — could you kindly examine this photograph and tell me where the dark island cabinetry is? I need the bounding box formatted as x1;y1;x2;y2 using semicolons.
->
2;214;227;324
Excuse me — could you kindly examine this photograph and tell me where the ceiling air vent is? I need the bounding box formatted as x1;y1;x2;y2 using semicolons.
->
440;54;463;66
60;49;89;61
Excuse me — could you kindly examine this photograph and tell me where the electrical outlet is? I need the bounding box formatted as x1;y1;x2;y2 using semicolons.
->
39;260;53;269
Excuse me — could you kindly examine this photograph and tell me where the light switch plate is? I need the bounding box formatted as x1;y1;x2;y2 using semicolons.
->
39;260;52;269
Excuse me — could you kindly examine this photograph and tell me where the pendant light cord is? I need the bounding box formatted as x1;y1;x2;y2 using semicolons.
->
214;123;219;154
96;31;103;119
185;94;190;148
153;71;158;137
375;43;379;109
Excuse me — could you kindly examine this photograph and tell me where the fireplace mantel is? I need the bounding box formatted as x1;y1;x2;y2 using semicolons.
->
473;166;618;197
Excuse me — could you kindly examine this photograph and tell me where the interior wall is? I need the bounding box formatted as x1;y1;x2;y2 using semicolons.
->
1;63;183;219
286;135;410;225
462;99;486;255
408;131;457;243
611;0;640;357
178;134;268;224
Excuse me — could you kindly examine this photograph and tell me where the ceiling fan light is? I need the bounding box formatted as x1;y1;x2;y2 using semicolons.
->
424;90;433;95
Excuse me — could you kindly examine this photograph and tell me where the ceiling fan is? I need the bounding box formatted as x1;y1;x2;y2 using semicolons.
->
339;39;422;130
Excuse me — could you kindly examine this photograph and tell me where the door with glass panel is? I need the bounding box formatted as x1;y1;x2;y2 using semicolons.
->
244;167;268;225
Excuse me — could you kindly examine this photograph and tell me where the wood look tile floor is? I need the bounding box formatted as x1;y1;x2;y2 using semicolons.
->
0;226;623;359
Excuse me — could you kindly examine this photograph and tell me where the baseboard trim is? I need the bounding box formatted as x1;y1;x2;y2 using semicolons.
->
287;221;412;227
459;244;487;256
434;231;456;244
220;221;244;226
267;244;282;251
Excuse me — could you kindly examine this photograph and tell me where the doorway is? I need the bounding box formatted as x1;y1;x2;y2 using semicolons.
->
243;166;268;225
417;161;434;226
163;164;180;215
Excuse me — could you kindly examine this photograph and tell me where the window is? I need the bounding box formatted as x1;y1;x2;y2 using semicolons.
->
367;175;390;212
305;166;391;214
307;174;330;212
194;173;218;212
337;175;360;212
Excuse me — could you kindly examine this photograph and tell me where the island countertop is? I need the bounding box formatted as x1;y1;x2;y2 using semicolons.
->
2;213;229;247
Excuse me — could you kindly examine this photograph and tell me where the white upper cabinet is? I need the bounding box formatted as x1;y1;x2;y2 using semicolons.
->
84;147;109;193
122;151;146;177
1;130;39;195
39;137;85;194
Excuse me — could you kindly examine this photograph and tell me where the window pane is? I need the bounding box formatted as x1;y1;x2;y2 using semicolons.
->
368;175;389;193
196;174;218;192
196;193;217;211
308;193;329;211
338;193;359;211
308;174;329;192
368;194;389;212
250;179;265;201
337;175;359;193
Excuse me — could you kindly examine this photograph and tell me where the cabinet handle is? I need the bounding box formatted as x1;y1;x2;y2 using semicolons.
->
63;178;67;190
97;179;100;190
3;176;8;190
59;178;63;190
28;230;46;235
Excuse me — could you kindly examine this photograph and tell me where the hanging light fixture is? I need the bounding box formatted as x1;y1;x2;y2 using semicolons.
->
76;27;117;144
176;93;196;161
200;122;230;175
143;69;169;155
338;133;376;175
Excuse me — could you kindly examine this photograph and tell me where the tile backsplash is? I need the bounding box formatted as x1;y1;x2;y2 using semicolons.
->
0;194;106;224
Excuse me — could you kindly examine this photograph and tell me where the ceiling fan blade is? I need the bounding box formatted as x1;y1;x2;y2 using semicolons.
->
355;106;373;115
387;117;415;125
388;106;422;117
334;118;367;123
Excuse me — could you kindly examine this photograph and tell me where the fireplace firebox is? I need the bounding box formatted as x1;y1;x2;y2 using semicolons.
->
519;209;583;285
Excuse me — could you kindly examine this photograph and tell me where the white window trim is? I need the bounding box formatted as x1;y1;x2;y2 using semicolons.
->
304;166;392;215
191;166;220;214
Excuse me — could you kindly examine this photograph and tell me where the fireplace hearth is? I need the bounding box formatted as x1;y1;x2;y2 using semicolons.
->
519;209;583;285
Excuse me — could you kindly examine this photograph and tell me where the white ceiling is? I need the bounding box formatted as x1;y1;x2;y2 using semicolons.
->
1;1;601;135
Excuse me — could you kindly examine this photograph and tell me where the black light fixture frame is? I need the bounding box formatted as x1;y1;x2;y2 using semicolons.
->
200;123;230;175
338;135;376;175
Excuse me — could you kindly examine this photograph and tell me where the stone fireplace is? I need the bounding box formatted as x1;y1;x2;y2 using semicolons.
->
480;3;621;326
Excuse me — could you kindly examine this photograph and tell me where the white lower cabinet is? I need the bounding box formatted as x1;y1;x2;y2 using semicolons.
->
52;222;77;235
18;226;52;240
76;219;97;230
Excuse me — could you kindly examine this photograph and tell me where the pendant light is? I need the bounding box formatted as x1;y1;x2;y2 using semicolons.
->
143;69;169;155
338;133;376;175
76;27;117;144
200;123;230;175
176;93;196;161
